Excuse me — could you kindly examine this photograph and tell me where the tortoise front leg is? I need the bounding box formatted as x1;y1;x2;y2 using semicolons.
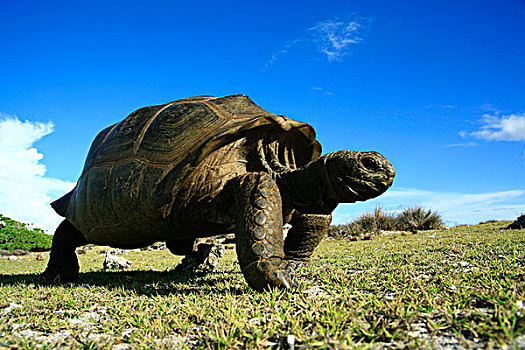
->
228;172;299;291
41;220;87;284
284;212;332;264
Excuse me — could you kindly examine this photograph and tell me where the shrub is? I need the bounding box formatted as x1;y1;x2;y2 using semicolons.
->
0;215;52;251
328;206;398;239
329;205;445;239
328;222;362;239
396;206;445;232
354;206;398;233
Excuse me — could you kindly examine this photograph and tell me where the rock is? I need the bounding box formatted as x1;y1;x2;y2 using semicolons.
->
107;248;124;255
176;243;226;273
103;251;132;270
0;249;12;257
0;249;29;257
147;242;167;251
506;215;525;230
76;246;90;254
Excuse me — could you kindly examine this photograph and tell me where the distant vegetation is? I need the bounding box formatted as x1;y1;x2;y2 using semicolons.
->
328;206;445;239
0;214;52;251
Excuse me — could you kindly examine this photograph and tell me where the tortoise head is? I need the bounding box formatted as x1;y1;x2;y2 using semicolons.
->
323;150;395;203
277;150;395;214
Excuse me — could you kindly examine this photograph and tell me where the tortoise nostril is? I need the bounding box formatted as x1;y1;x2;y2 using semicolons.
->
362;157;380;171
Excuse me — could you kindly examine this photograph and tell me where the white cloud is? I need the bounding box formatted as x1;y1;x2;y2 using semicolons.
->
311;87;334;96
0;115;75;232
262;17;368;70
421;104;456;110
469;113;525;142
261;48;289;71
309;20;365;62
332;187;525;226
445;141;479;147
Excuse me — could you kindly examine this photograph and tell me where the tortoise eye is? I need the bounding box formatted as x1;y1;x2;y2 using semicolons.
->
362;157;380;171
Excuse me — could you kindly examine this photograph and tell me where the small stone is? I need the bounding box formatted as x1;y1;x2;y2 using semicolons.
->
76;246;89;254
8;256;18;261
103;252;132;269
0;249;29;257
148;242;167;251
107;248;124;255
175;243;226;273
255;212;267;225
287;335;295;350
260;188;270;198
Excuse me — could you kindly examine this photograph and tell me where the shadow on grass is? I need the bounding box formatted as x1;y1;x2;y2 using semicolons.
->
0;269;248;295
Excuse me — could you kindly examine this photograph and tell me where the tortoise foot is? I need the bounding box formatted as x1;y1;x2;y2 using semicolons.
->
41;266;79;284
243;258;299;291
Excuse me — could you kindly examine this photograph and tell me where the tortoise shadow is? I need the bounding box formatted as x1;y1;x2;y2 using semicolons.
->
0;269;248;296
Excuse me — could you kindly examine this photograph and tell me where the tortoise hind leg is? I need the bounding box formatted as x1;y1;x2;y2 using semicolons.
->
41;220;87;284
284;212;332;267
228;172;298;291
166;238;197;256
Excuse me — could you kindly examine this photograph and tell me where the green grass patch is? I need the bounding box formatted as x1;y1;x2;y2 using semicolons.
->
0;222;523;348
0;215;52;252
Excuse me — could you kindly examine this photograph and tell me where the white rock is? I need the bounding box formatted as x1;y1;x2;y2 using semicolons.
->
103;252;132;269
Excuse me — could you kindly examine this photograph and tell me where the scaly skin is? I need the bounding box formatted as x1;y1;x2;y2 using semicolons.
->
284;212;332;263
231;172;299;291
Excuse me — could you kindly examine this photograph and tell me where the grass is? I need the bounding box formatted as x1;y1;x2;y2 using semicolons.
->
0;221;524;349
0;214;52;252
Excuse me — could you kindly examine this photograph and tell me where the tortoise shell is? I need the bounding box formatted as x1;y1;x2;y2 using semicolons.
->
52;95;322;242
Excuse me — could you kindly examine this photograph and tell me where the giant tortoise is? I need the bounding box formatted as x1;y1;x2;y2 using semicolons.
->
43;95;395;291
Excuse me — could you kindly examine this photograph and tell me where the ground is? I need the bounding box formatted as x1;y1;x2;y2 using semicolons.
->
0;221;523;349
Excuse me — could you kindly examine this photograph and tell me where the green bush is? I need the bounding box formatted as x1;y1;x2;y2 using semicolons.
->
354;206;398;233
329;205;445;238
328;206;398;239
396;206;445;232
0;215;52;251
328;222;362;239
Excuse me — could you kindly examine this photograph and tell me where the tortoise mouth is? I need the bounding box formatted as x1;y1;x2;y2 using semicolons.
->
336;176;391;203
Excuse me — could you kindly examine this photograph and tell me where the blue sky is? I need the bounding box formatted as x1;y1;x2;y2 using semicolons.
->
1;0;524;231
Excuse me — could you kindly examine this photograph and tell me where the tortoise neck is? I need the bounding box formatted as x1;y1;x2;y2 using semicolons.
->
275;156;338;215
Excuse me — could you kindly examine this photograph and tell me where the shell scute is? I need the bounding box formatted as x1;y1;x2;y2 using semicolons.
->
136;102;224;163
95;104;167;164
86;166;118;228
